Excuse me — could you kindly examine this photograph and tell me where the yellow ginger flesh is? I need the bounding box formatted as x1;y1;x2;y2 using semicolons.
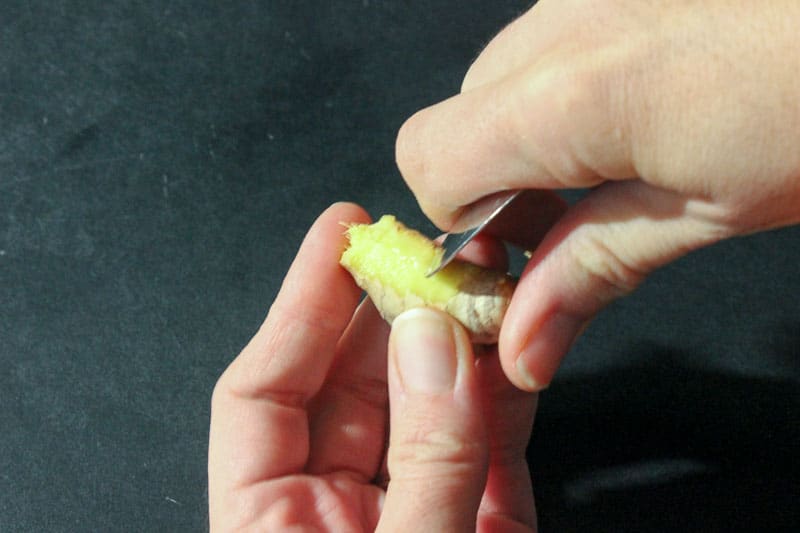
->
340;215;515;343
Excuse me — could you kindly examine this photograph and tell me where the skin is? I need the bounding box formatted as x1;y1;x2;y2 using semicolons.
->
209;203;538;532
395;0;800;391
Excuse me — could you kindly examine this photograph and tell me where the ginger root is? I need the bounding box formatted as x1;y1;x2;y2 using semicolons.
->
339;215;516;343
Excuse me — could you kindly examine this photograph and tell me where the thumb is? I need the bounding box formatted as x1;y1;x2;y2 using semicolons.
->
499;180;730;391
377;308;488;533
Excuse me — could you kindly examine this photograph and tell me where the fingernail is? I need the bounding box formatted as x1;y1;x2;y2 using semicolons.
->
391;308;459;394
516;312;584;391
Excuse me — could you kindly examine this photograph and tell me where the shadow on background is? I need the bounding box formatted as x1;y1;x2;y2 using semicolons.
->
527;342;800;532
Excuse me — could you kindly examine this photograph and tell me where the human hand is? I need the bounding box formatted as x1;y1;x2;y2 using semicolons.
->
395;0;800;391
208;203;538;532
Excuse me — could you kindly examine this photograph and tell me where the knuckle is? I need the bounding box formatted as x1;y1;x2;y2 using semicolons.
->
524;49;605;120
513;55;610;186
571;231;647;303
460;59;483;93
210;367;235;409
395;110;428;189
389;424;487;475
327;374;388;412
395;109;457;228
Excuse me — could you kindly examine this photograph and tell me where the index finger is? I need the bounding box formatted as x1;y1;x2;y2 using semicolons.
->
396;66;618;231
209;203;370;494
395;26;636;231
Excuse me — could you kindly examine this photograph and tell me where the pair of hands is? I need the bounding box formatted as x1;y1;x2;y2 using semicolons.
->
209;203;537;531
210;1;800;530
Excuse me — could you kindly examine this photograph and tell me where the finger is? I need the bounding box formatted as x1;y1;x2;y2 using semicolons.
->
483;189;567;252
499;181;729;390
307;224;514;482
475;351;538;530
305;219;514;478
209;203;370;498
306;298;390;480
396;38;635;231
437;231;509;272
440;190;566;257
377;308;488;532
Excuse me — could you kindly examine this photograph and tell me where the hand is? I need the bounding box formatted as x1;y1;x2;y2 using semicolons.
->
395;0;800;391
208;203;538;532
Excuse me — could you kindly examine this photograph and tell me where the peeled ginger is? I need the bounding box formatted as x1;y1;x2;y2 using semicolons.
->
340;215;515;343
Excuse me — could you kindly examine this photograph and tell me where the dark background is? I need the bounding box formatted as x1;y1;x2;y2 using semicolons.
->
2;1;798;531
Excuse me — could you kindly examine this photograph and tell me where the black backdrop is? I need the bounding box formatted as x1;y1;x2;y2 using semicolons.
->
2;1;798;531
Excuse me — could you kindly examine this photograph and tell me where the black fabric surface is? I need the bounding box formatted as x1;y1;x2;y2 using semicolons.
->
2;1;798;531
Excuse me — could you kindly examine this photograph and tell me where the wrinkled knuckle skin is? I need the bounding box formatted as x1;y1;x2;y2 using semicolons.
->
572;234;647;304
389;426;487;475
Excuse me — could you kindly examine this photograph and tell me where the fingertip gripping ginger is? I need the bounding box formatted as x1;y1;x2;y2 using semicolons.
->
339;215;515;343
